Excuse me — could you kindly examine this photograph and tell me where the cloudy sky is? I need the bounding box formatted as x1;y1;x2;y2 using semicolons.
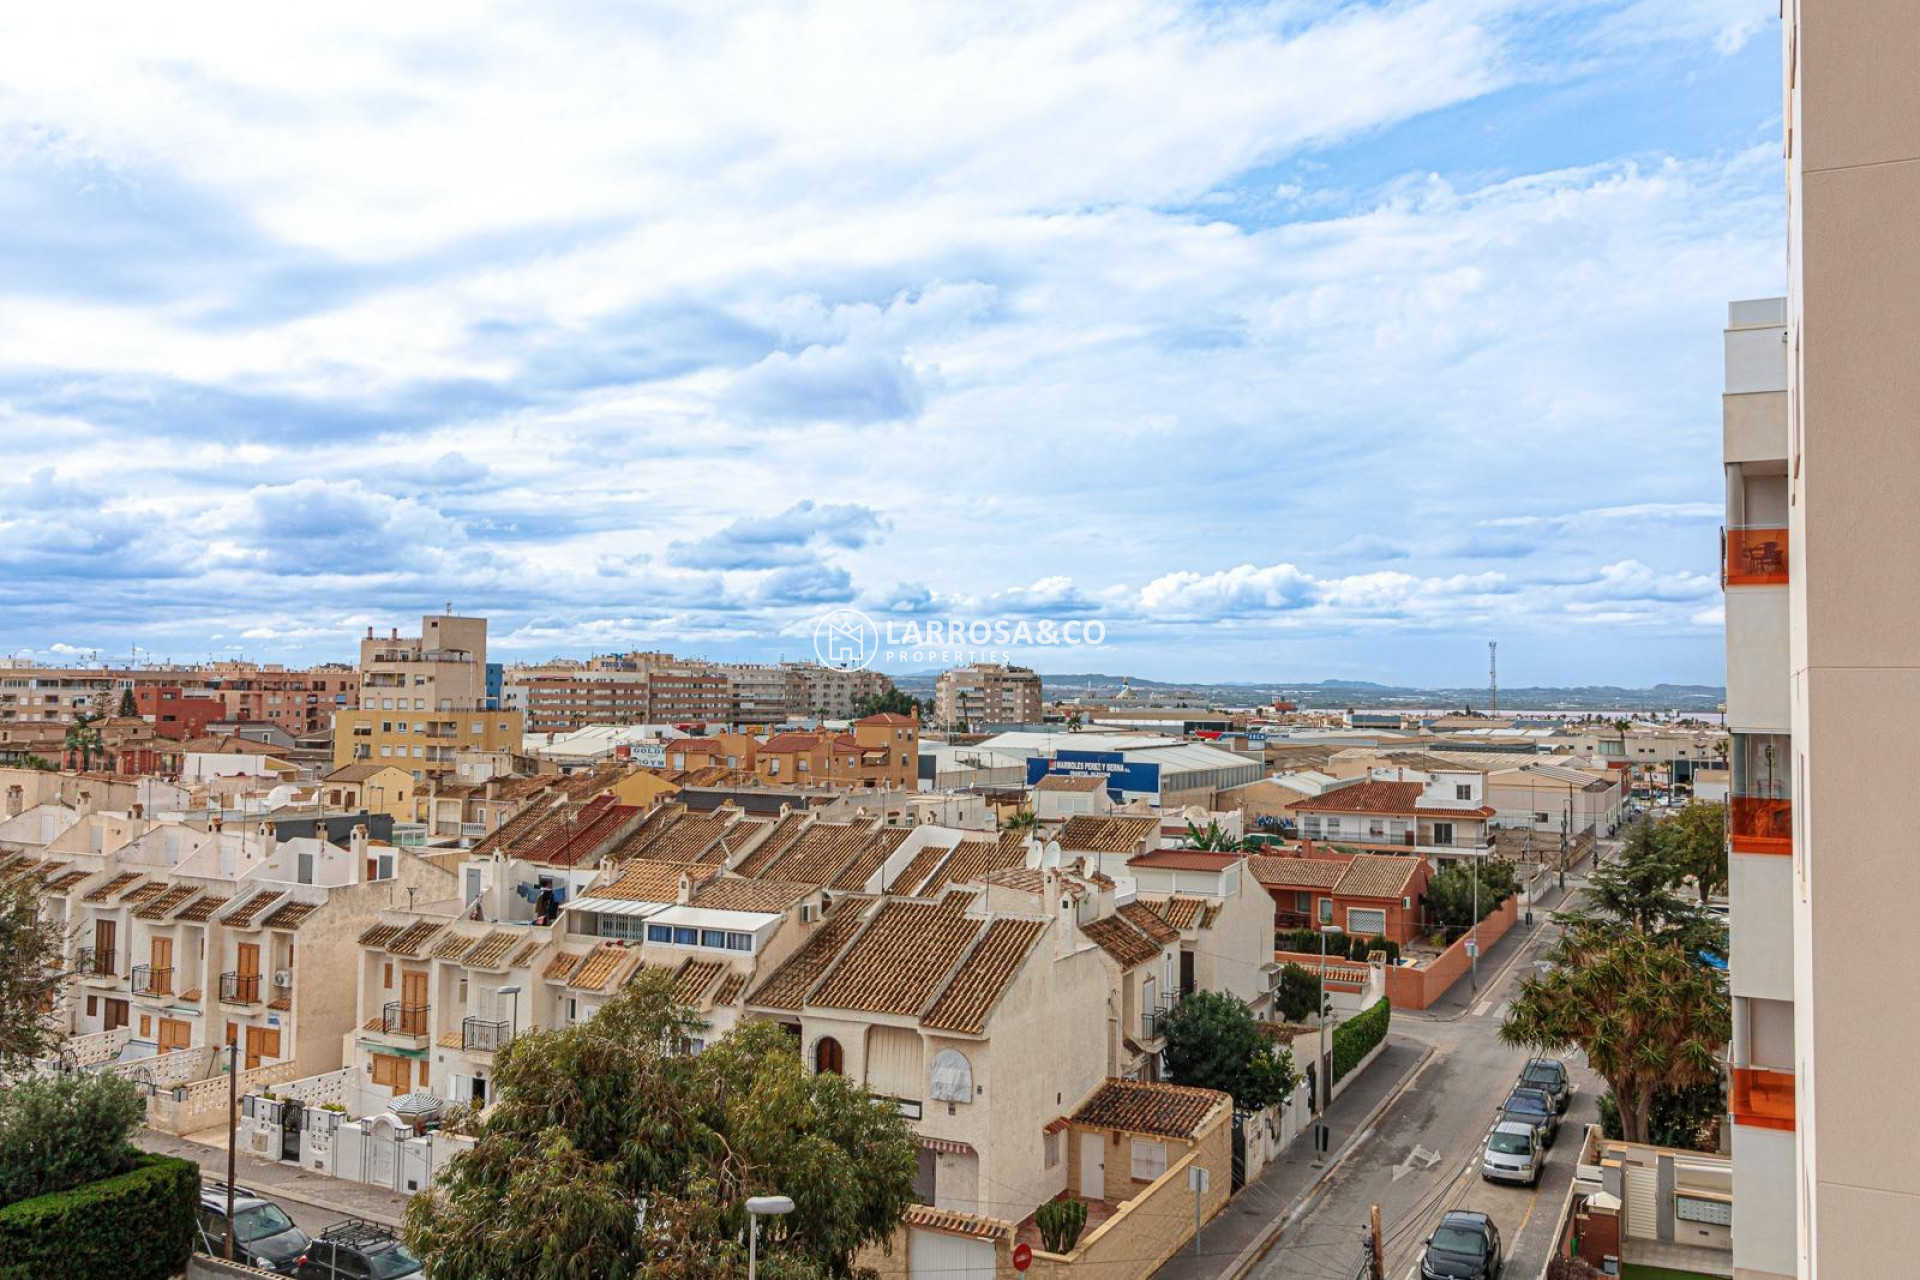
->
0;1;1780;686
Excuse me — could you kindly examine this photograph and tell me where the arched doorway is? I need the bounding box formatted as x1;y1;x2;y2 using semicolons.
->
815;1036;844;1075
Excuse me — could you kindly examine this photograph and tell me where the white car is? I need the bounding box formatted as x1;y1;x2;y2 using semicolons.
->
1481;1120;1544;1186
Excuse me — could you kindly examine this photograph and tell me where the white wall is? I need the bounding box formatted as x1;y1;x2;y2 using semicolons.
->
1726;589;1791;734
1731;1124;1797;1278
1730;854;1794;1004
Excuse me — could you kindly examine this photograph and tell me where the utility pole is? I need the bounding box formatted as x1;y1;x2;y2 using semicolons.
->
1488;641;1498;718
1369;1204;1385;1280
225;1027;238;1261
1469;854;1480;991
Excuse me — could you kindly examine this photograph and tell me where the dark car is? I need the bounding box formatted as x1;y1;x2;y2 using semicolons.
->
1519;1057;1570;1113
296;1218;425;1279
197;1183;313;1275
1421;1210;1503;1279
1499;1085;1560;1148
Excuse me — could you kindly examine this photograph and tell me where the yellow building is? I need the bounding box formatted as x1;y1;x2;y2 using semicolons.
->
320;763;417;822
330;708;525;787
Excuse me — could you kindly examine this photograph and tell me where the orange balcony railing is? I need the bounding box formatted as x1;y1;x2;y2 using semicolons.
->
1730;795;1792;855
1732;1066;1795;1131
1724;526;1789;587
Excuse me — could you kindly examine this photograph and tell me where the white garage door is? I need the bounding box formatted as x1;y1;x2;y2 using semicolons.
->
910;1228;996;1280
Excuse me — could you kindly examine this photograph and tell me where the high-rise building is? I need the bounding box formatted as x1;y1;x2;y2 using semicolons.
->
331;615;524;784
933;663;1044;730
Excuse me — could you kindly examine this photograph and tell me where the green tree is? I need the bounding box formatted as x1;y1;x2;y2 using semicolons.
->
1595;1076;1724;1152
851;687;922;720
1659;802;1728;905
1273;963;1320;1024
116;689;138;719
1000;808;1038;833
1159;990;1296;1110
62;712;104;772
15;755;52;772
1566;819;1723;957
405;971;918;1280
1501;923;1729;1145
1421;857;1521;936
0;1070;146;1206
0;874;70;1069
1183;820;1248;852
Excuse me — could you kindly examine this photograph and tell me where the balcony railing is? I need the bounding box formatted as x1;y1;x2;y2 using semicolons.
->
462;1017;511;1053
76;946;116;978
1732;1066;1794;1131
383;1002;429;1037
1141;1009;1166;1043
220;971;262;1004
132;965;173;997
1724;525;1789;587
1730;795;1792;856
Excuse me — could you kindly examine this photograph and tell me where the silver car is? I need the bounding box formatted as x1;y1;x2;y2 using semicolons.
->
1481;1120;1543;1186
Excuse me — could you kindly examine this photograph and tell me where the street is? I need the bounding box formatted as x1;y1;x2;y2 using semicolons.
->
136;1128;407;1241
1249;862;1605;1280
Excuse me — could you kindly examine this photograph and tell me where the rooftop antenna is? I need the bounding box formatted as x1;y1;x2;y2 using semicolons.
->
1488;641;1498;718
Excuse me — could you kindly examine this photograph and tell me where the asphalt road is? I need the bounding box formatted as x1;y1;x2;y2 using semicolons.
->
1252;864;1607;1280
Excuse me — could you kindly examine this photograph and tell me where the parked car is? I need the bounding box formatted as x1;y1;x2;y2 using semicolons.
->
296;1218;424;1279
1481;1120;1543;1186
197;1183;312;1275
1421;1210;1504;1279
1518;1057;1570;1114
1499;1085;1560;1148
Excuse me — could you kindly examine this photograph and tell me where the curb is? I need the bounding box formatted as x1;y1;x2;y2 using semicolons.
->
1220;1041;1438;1280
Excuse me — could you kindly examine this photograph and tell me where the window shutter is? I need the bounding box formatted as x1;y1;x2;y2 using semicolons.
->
865;1027;924;1101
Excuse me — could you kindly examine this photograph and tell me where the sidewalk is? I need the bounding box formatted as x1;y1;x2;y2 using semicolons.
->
1154;1039;1432;1280
135;1128;411;1227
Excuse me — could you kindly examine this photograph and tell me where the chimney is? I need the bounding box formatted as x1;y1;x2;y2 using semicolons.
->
210;813;223;834
262;820;277;861
677;871;695;905
350;823;369;863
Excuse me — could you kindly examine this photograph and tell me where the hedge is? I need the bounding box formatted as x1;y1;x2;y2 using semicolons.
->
0;1152;200;1280
1330;997;1391;1084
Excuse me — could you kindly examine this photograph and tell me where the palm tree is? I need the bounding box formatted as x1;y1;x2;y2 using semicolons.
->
1185;819;1248;852
1501;923;1728;1145
1001;809;1038;833
63;713;104;772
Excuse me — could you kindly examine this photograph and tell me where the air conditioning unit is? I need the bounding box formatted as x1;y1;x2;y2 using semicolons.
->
272;970;293;989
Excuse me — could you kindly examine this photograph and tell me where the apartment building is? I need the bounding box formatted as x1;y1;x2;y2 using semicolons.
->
1744;7;1920;1273
788;662;892;719
516;674;651;732
332;615;525;791
754;714;919;791
1284;769;1496;863
934;663;1045;730
202;662;360;736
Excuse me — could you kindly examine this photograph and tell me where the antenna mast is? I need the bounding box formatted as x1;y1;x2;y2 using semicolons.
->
1488;641;1498;717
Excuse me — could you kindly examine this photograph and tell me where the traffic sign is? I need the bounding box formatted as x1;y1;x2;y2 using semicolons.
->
1012;1242;1032;1272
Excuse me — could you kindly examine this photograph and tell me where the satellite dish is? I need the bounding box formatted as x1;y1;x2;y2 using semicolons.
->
929;1049;973;1103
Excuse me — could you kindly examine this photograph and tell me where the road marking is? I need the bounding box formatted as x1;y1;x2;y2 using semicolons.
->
1391;1144;1443;1182
1471;996;1495;1017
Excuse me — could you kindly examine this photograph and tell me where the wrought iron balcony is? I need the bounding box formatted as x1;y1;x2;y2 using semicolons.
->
219;971;262;1004
461;1017;511;1052
383;1001;429;1037
132;965;173;997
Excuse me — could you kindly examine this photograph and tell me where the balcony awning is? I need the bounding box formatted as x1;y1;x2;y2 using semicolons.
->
918;1136;977;1157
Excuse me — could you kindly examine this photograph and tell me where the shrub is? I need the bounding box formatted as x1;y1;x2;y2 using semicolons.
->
1330;997;1390;1084
1036;1196;1088;1252
1274;964;1320;1024
0;1152;199;1280
0;1071;146;1207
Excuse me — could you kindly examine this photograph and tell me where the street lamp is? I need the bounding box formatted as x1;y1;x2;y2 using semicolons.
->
1316;925;1344;1117
498;984;521;1043
746;1195;795;1280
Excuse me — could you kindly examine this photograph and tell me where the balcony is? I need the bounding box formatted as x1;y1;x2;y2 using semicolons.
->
132;965;173;997
1140;1009;1167;1043
1724;525;1789;587
461;1017;512;1053
1730;794;1792;856
383;1001;429;1038
1732;1066;1794;1131
220;971;262;1005
75;946;117;979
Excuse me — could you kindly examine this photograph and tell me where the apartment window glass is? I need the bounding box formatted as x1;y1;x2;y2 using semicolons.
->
672;926;698;946
1318;899;1333;925
726;932;753;951
1130;1139;1167;1181
1431;822;1454;847
700;929;727;948
600;916;645;941
1347;908;1387;936
1293;892;1312;912
646;924;672;943
1455;784;1472;800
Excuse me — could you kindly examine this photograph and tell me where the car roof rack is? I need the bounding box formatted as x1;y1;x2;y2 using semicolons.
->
203;1180;264;1201
316;1217;400;1248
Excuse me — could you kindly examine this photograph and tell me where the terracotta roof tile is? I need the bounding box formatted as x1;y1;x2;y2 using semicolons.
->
464;931;520;969
711;970;747;1006
221;890;284;928
832;826;911;891
1331;854;1425;900
430;931;479;961
762;822;875;886
747;897;877;1010
178;895;229;923
122;881;167;906
1034;774;1106;793
1286;780;1424;815
1080;915;1163;969
923;917;1047;1034
268;994;291;1012
1248;855;1347;890
386;921;444;957
359;923;403;948
43;868;92;894
590;860;711;904
883;841;952;897
903;1205;1013;1243
920;832;1027;897
567;944;639;992
690;877;812;913
674;957;724;1005
544;950;587;981
1070;1078;1230;1138
509;938;545;968
135;884;203;921
177;987;202;1003
731;811;806;877
262;900;320;930
1057;815;1158;853
1116;901;1180;945
1141;895;1210;931
809;897;979;1017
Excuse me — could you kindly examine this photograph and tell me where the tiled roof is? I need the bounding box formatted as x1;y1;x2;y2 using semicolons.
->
762;822;875;886
469;795;570;858
1035;774;1106;793
883;841;953;897
325;762;404;782
1057;816;1158;853
1141;895;1211;931
690;877;812;913
261;900;321;930
903;1205;1013;1243
1070;1078;1230;1138
135;884;203;920
591;859;710;904
674;957;724;1005
544;950;587;981
567;944;639;992
1130;848;1244;872
268;994;291;1012
508;938;545;968
1080;915;1163;969
465;931;520;969
358;923;403;948
1248;856;1347;889
832;826;911;891
711;970;747;1006
43;868;92;894
1286;780;1424;815
437;1031;465;1049
922;832;1027;897
731;811;806;877
747;897;877;1010
221;890;284;928
638;809;738;864
177;987;202;1003
1116;901;1181;945
524;795;641;867
1332;854;1426;900
84;869;142;901
387;921;445;957
808;897;980;1018
178;895;229;923
123;881;167;906
431;931;479;961
923;917;1047;1034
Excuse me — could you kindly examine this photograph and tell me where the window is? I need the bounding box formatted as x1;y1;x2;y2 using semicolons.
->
815;1036;844;1075
700;929;727;948
601;916;646;941
1044;1130;1062;1169
1455;784;1472;800
1293;892;1312;912
1431;822;1454;847
726;932;753;951
1130;1139;1167;1181
1318;898;1333;925
673;926;697;946
1347;908;1387;936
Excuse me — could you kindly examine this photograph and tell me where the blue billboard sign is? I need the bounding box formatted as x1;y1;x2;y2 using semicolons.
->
1027;749;1162;797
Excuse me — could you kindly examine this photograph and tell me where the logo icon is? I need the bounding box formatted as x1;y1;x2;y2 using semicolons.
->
813;608;880;670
